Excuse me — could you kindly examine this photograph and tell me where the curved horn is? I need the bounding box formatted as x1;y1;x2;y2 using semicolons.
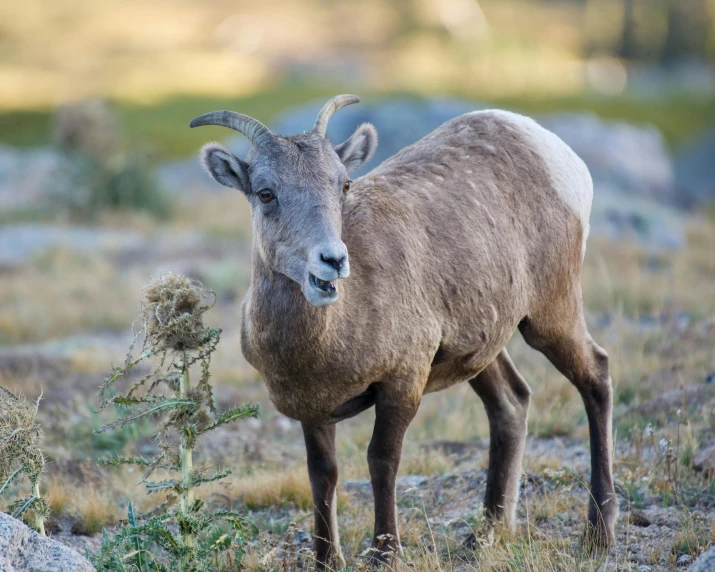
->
312;94;360;137
189;111;273;148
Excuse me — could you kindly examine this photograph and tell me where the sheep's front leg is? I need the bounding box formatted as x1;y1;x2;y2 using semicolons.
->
302;422;346;570
367;384;420;565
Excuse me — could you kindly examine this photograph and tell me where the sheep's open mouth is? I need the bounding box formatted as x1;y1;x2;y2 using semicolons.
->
309;274;337;294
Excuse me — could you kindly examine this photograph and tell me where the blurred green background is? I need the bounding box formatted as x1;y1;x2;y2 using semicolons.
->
2;0;715;156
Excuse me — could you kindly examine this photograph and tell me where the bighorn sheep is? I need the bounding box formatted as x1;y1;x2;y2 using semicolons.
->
190;95;617;568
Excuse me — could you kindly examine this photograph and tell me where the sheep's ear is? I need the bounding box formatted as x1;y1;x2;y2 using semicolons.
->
199;143;250;193
334;123;378;172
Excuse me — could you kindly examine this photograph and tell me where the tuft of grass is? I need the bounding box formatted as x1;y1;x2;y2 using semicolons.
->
44;475;72;517
581;220;715;317
70;486;119;536
234;467;314;511
670;521;713;564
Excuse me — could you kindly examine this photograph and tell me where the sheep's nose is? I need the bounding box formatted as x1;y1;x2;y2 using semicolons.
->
321;253;346;272
314;242;349;278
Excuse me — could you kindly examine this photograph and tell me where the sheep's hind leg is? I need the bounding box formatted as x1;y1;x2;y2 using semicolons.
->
468;349;531;537
302;422;346;570
367;383;421;566
519;306;618;548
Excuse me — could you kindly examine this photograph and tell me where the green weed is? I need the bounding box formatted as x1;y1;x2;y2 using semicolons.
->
92;273;258;572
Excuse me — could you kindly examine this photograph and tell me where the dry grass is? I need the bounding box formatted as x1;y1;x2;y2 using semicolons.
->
44;475;73;516
581;219;715;316
69;485;120;536
231;466;314;511
400;450;455;477
0;247;145;344
173;193;253;241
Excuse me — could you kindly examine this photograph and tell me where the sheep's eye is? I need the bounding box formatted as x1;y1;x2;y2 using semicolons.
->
342;180;351;194
257;189;275;203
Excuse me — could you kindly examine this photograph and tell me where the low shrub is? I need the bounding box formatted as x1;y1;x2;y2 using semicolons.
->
53;99;169;219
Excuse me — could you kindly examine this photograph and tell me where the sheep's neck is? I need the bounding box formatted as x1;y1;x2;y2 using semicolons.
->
248;257;336;348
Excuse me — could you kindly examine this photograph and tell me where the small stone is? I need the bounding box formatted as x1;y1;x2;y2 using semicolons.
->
694;444;715;476
677;554;693;566
637;566;652;572
628;510;652;527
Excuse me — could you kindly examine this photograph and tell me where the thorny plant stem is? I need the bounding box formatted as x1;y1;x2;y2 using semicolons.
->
32;480;45;536
179;358;194;570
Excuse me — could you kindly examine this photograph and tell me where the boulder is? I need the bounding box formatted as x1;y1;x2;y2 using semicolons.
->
693;444;715;476
542;113;684;249
690;546;715;571
0;512;95;572
541;113;676;205
675;125;715;207
0;145;64;211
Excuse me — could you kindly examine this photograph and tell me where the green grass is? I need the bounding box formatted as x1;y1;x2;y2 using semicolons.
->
0;81;344;158
1;82;714;158
493;93;715;148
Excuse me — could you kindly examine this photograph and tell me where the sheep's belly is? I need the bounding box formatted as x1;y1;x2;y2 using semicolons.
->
262;375;373;424
424;351;494;394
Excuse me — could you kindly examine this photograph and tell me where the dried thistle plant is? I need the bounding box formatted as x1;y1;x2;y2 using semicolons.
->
93;272;258;572
0;386;48;535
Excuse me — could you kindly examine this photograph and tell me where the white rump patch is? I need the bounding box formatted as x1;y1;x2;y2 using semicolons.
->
471;110;593;256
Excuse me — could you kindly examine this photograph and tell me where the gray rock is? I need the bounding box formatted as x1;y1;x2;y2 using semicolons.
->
693;444;715;476
542;113;676;205
0;512;95;571
0;224;145;267
676;553;692;566
540;113;685;249
676;125;715;207
589;188;686;250
690;546;715;571
0;145;64;210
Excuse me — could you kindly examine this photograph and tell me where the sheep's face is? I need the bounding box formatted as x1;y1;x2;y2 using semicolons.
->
200;124;377;307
